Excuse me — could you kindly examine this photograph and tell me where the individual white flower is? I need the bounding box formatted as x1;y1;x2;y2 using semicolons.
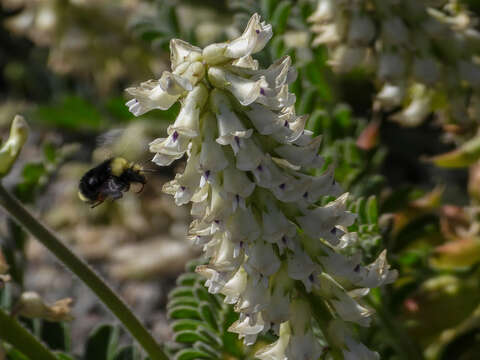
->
167;84;208;138
235;138;264;171
198;113;229;185
377;82;406;108
391;85;432;127
244;241;281;287
169;39;202;70
149;131;190;166
221;267;248;304
311;22;345;46
413;57;440;85
274;136;324;168
307;0;338;23
208;67;266;106
382;17;409;45
297;193;356;246
255;322;290;360
211;89;253;153
328;45;369;73
287;242;318;292
318;274;373;327
162;146;201;205
377;53;406;81
125;80;180;116
235;277;270;319
261;197;297;252
202;13;272;65
228;313;265;346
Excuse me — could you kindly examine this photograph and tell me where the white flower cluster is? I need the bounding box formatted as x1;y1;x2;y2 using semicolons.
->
309;0;480;127
126;13;397;359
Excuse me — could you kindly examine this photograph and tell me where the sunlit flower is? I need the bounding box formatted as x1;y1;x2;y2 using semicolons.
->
126;12;396;358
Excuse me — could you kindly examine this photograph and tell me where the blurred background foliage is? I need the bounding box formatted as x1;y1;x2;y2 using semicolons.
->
1;0;480;359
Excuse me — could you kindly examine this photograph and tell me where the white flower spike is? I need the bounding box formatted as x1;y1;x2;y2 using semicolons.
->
126;13;396;358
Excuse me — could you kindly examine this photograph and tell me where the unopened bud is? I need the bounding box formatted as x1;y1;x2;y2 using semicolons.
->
13;292;74;322
0;115;29;178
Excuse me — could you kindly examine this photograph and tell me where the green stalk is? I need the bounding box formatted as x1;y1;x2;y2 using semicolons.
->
0;184;168;360
0;307;57;360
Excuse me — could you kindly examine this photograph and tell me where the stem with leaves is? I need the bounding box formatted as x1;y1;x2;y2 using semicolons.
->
0;184;168;360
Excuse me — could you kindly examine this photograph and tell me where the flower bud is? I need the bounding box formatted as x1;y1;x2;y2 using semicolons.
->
0;115;29;178
13;292;73;322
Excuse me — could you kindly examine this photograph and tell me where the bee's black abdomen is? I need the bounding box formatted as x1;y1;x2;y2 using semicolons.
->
78;158;114;201
79;158;148;206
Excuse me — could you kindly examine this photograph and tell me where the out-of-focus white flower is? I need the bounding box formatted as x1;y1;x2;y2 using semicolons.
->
309;0;480;127
328;45;369;73
377;82;406;108
391;84;432;127
378;53;406;81
382;17;409;45
349;13;376;46
127;12;395;358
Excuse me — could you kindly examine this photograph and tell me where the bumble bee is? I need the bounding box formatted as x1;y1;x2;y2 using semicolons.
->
78;157;147;208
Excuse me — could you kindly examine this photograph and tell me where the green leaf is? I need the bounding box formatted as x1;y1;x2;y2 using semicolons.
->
430;134;480;168
176;273;198;287
105;98;135;123
84;324;119;360
167;297;199;309
169;287;195;300
197;326;222;348
271;1;292;34
56;354;75;360
174;330;210;345
168;306;202;320
298;88;318;115
6;348;30;360
199;303;218;331
261;0;278;19
366;196;378;224
192;342;220;359
41;321;68;352
173;348;212;360
171;319;203;332
43;143;57;164
113;346;141;360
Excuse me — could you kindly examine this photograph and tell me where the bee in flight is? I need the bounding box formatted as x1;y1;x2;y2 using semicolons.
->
78;157;147;208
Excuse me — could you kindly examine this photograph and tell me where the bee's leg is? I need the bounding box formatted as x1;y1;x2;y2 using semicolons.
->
91;200;104;208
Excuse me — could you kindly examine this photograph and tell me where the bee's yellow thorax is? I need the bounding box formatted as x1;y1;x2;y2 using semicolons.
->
131;163;142;172
111;157;129;176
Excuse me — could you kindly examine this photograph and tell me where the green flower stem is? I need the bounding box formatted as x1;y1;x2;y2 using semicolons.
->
0;307;57;360
0;184;168;360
